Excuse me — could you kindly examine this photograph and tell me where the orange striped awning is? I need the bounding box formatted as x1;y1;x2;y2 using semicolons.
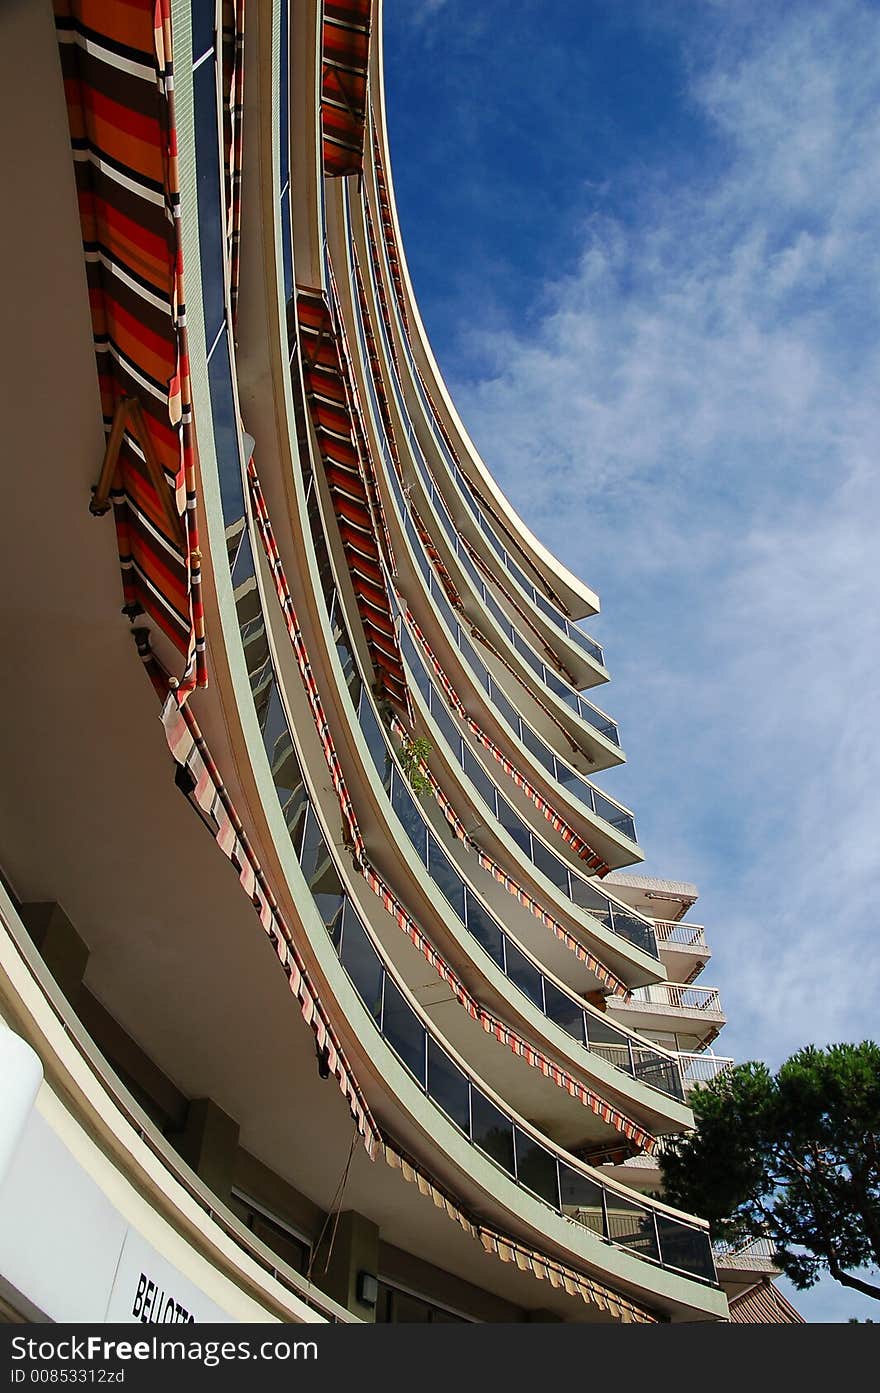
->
322;1;372;177
296;286;409;712
55;0;206;694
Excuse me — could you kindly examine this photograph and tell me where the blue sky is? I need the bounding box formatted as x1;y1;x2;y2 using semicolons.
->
383;0;880;1322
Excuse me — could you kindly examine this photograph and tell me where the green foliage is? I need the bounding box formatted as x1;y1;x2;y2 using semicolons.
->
398;736;433;795
660;1042;880;1300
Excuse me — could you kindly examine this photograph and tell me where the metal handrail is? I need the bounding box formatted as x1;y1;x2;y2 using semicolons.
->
652;920;707;948
628;984;724;1014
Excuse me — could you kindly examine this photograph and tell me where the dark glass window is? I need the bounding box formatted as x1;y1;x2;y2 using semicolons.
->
558;1165;605;1236
470;1091;514;1175
604;1197;659;1263
381;978;426;1087
207;331;246;530
339;909;383;1023
462;894;504;968
656;1217;715;1281
193;57;225;349
427;839;465;921
514;1130;559;1206
504;941;544;1010
543;981;586;1044
462;749;496;813
531;836;567;890
391;772;427;862
427;1039;470;1134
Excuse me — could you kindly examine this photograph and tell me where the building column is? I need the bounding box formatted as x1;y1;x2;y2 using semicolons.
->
313;1210;379;1321
174;1098;240;1204
20;902;89;1008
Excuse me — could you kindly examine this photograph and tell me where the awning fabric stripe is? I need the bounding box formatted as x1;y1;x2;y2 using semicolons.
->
55;0;206;693
296;285;408;712
131;634;380;1154
403;606;613;876
322;1;372;176
247;461;648;1149
381;1145;656;1324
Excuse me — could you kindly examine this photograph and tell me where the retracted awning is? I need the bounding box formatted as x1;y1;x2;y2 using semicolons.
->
322;1;372;176
55;0;206;693
297;285;409;712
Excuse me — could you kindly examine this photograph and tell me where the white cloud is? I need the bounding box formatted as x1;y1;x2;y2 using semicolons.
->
447;0;880;1066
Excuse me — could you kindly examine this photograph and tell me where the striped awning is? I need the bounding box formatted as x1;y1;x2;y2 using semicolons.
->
247;460;647;1149
322;1;372;176
296;286;409;711
55;0;206;693
382;1145;656;1324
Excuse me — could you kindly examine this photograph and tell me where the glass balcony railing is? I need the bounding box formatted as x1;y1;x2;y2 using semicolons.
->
351;670;681;1100
341;213;637;845
358;181;606;669
218;423;710;1285
397;617;657;958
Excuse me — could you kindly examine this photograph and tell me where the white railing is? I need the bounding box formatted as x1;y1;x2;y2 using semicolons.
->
653;920;707;949
677;1052;734;1087
714;1237;779;1267
628;984;724;1015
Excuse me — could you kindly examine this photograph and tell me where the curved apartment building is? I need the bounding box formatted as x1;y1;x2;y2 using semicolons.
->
0;0;738;1325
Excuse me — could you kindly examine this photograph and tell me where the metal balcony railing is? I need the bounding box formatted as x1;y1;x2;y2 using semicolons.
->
714;1237;779;1267
652;920;708;949
677;1052;734;1087
628;984;724;1015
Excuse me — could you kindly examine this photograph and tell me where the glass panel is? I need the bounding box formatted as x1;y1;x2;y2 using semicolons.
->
504;940;544;1010
570;876;614;929
495;798;531;856
357;692;392;788
391;772;428;862
584;1013;632;1075
470;1091;515;1176
427;1039;470;1134
543;980;587;1043
339;908;383;1023
381;978;427;1087
514;1130;559;1206
462;893;505;968
207;331;246;529
489;681;519;735
427;838;466;921
430;700;461;760
462;749;496;813
307;849;345;940
559;1165;605;1236
531;836;567;891
656;1216;716;1281
604;1195;659;1262
191;1;216;62
193;57;225;348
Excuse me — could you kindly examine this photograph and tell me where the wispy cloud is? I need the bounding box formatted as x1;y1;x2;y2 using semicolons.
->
445;0;880;1066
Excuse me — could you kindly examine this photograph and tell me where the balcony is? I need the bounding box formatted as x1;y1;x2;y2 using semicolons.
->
653;919;711;984
714;1237;780;1273
606;983;726;1051
677;1051;734;1092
